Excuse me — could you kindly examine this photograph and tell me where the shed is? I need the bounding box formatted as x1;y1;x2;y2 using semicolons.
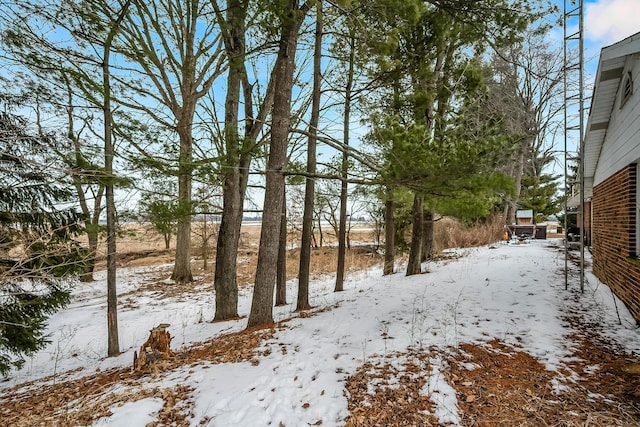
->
515;209;534;225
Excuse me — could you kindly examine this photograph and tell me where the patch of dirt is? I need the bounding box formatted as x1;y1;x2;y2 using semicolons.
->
0;326;277;427
444;337;640;426
344;350;439;426
446;340;560;426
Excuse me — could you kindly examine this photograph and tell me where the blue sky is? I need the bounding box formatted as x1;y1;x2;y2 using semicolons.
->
582;0;640;75
584;0;640;48
540;1;640;177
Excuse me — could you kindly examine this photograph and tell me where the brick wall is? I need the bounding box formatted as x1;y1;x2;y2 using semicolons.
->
592;164;640;324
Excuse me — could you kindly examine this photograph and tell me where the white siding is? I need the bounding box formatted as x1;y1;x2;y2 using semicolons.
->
594;54;640;186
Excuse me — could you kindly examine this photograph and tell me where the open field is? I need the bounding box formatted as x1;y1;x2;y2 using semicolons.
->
93;216;507;277
91;222;386;292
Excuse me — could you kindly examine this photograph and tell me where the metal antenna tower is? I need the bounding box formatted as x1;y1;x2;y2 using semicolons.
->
563;0;585;292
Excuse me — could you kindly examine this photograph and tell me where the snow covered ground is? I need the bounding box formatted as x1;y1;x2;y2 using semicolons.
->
1;238;639;426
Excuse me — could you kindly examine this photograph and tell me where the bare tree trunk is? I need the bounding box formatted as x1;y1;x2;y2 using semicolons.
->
202;214;209;271
105;140;118;357
406;195;424;276
299;168;315;306
374;211;383;250
212;0;246;320
214;170;242;320
335;20;352;293
171;126;194;284
247;1;307;328
79;197;102;282
80;229;99;282
105;29;118;358
214;91;273;320
103;1;131;357
213;0;276;321
421;210;434;261
64;79;104;283
276;187;287;306
298;1;322;307
383;188;395;275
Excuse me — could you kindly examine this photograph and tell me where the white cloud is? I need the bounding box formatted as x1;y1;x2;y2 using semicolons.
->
585;0;640;45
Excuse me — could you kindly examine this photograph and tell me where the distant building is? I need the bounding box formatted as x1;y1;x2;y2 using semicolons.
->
515;209;534;225
537;219;561;234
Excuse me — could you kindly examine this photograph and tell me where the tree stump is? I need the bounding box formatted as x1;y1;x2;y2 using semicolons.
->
133;323;173;372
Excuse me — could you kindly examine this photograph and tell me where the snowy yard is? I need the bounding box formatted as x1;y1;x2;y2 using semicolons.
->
1;238;639;426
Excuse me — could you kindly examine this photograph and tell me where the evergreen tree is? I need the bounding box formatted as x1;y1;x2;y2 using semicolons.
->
362;0;548;274
0;101;83;375
519;173;561;223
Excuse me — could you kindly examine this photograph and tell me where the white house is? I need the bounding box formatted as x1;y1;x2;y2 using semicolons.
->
583;31;640;324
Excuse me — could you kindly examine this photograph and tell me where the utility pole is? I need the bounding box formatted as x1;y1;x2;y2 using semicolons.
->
563;0;585;292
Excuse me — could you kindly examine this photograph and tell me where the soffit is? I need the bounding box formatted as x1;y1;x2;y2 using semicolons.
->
583;32;640;192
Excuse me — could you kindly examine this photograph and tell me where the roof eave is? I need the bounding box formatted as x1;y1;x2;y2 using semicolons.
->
583;32;640;194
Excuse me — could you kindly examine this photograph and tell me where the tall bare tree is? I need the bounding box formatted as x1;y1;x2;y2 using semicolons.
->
297;0;323;310
335;24;355;292
247;0;310;328
115;0;225;284
102;0;132;356
489;28;566;224
210;0;278;321
13;74;105;283
61;78;105;283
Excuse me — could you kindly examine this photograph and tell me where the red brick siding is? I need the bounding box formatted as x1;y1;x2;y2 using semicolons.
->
592;164;640;324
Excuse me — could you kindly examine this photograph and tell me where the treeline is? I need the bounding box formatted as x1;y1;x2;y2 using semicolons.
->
0;0;564;372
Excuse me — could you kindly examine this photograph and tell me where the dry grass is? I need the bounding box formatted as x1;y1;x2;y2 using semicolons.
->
285;245;382;278
434;214;505;252
90;218;503;280
92;223;383;279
